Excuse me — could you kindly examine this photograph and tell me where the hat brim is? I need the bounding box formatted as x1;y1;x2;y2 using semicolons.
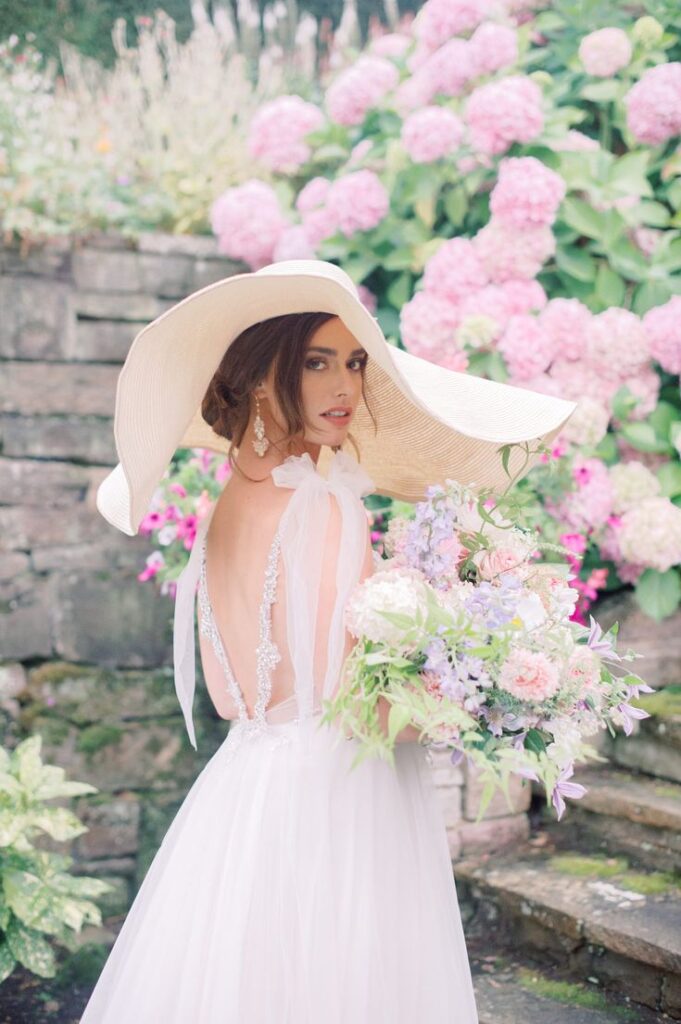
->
97;266;576;535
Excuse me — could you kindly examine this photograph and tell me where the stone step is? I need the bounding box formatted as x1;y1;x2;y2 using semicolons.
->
610;685;681;783
456;843;681;1019
471;957;665;1023
535;765;681;873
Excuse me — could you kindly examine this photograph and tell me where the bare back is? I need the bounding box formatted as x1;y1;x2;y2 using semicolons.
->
195;450;375;727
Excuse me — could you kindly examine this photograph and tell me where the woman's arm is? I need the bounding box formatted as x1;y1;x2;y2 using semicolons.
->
357;517;421;745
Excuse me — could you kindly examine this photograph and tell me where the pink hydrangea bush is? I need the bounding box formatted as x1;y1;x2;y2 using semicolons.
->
248;95;324;173
489;157;566;228
401;106;465;163
644;296;681;374
210;180;288;269
325;170;390;236
624;62;681;145
325;55;399;126
578;28;632;78
464;76;544;155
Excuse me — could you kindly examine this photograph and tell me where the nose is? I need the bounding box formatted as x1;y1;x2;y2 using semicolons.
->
333;362;357;399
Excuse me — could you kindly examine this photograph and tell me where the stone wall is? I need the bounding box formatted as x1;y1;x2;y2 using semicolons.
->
1;233;676;922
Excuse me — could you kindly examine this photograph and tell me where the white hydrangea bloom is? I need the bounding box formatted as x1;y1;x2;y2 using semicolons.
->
344;569;430;649
561;396;610;448
618;496;681;572
609;460;660;514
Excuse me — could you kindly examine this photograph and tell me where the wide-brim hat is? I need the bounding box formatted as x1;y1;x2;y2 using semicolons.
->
96;259;576;536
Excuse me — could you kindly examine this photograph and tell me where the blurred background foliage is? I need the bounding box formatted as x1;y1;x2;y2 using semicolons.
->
0;0;424;66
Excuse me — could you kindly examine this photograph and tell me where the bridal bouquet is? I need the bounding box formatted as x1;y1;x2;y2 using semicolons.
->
321;446;653;821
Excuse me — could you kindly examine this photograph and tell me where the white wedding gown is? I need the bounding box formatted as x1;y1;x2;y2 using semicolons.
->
80;449;479;1023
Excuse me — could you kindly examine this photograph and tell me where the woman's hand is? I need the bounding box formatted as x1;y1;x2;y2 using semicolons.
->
375;693;422;744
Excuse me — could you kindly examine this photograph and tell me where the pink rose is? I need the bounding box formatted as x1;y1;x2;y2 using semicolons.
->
498;649;561;702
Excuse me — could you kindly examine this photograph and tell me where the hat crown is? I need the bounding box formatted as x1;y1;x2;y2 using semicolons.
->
255;259;358;298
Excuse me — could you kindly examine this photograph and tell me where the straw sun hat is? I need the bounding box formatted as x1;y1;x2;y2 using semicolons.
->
96;259;576;536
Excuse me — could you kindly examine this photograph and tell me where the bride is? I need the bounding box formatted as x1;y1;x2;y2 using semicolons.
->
82;260;574;1022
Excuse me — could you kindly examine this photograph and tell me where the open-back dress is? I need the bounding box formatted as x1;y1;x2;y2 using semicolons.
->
79;448;479;1023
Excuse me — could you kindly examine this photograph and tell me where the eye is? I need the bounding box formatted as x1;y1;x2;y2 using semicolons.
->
305;356;368;371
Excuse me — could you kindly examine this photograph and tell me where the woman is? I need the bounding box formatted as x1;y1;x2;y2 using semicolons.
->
82;260;575;1022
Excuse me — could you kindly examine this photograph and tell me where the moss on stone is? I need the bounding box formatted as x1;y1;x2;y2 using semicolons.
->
76;724;123;756
29;661;94;687
38;717;71;746
632;684;681;721
516;967;638;1019
551;853;628;878
551;852;680;894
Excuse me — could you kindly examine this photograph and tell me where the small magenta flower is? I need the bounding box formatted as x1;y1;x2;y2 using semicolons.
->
138;551;165;582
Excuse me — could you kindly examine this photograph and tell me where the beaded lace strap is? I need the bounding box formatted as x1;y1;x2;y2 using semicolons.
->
253;530;283;725
197;530;283;727
198;536;249;722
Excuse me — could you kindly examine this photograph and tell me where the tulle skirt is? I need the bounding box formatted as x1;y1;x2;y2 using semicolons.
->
80;712;479;1023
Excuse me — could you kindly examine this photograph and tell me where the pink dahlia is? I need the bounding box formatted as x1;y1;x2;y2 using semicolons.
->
578;28;632;78
326;170;390;236
423;237;489;302
585;308;650;381
469;22;518;76
465;75;544;155
498;649;560;702
498;314;555;380
248;95;324;173
414;0;488;52
624;63;681;145
210;179;287;269
326;56;399;126
539;298;593;362
401;106;465;163
643;296;681;374
489;156;566;228
473;219;555;282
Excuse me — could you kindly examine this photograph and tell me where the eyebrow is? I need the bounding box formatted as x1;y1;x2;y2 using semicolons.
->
307;346;367;356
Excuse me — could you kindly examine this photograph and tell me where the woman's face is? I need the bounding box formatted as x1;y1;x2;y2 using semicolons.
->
264;316;367;447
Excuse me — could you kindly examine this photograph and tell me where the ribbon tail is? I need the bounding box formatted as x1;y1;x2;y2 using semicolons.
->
172;512;213;751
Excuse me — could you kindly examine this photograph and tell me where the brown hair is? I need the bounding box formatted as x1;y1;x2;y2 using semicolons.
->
201;312;377;483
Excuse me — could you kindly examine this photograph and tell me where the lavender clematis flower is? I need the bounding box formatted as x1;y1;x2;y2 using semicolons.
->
551;764;587;820
586;616;620;661
616;702;650;736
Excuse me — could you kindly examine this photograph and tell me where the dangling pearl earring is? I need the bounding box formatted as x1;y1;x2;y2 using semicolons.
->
252;393;270;457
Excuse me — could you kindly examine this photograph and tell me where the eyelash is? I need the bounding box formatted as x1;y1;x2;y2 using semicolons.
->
305;357;367;371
